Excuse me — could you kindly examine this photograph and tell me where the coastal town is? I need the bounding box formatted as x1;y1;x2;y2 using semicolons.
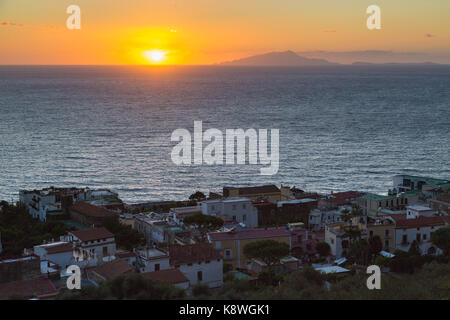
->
0;174;449;300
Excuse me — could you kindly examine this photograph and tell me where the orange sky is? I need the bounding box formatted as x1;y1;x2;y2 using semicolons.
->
0;0;449;65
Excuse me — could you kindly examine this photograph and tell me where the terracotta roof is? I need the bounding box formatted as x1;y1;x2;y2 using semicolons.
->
142;269;189;284
225;185;280;195
169;243;221;265
116;251;136;259
46;243;73;254
0;277;58;300
331;191;360;200
70;227;114;242
91;259;133;280
70;202;117;218
388;214;448;229
208;227;291;241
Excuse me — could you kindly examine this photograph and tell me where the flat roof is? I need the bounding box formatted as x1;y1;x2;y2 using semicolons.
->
407;205;433;211
277;198;316;207
314;265;350;274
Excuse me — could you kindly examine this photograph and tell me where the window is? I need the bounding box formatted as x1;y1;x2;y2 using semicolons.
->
232;215;236;221
331;238;334;244
103;247;108;256
402;235;407;244
243;214;247;221
342;240;349;249
297;235;303;242
369;231;374;237
416;234;421;242
242;204;246;209
385;230;389;236
232;205;236;210
211;205;215;210
197;271;203;281
423;234;427;240
155;264;160;271
385;240;389;248
225;249;232;258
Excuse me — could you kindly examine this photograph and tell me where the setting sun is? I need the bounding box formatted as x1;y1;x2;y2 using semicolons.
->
143;50;168;64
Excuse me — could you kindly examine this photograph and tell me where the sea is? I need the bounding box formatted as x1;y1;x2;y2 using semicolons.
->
0;65;449;203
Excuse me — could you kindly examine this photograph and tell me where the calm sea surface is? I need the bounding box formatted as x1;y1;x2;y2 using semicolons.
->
0;65;449;203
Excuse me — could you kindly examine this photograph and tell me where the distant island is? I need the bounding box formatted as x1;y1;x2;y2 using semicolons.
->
220;50;338;66
219;50;446;66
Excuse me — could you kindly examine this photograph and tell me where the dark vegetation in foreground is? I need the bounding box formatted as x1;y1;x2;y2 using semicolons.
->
57;261;450;300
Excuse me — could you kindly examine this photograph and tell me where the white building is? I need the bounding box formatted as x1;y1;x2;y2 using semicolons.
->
325;223;367;258
406;205;436;218
201;197;258;228
137;248;170;273
309;206;351;231
34;241;74;269
19;187;121;222
389;214;450;255
169;243;223;288
69;227;116;262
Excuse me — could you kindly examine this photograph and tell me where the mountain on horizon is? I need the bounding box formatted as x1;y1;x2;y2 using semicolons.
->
220;50;338;66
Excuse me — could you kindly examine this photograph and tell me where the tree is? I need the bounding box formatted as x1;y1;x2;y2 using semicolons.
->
102;216;145;250
243;240;290;267
316;241;331;257
368;235;383;258
0;202;71;256
58;273;185;300
347;239;370;265
189;191;206;202
183;214;224;242
431;227;450;256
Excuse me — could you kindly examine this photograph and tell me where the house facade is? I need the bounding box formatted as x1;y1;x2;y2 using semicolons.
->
208;227;291;268
201;197;258;228
69;228;116;262
169;244;223;288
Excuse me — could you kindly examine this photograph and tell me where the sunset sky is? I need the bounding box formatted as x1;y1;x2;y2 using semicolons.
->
0;0;449;65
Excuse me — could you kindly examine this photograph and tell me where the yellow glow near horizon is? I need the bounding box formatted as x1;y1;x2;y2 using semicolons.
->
142;50;169;64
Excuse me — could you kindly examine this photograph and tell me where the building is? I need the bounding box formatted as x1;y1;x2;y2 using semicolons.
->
201;197;259;228
169;243;223;288
208;227;291;268
89;259;134;283
0;255;42;284
318;191;360;207
388;214;450;255
142;269;190;290
33;242;74;270
170;206;202;225
363;216;396;252
252;200;277;227
325;223;367;258
309;206;349;231
223;185;284;201
19;187;122;222
136;248;170;273
277;198;318;225
134;214;188;245
69;202;118;227
248;256;300;275
406;205;436;218
393;175;449;194
69;227;116;261
116;250;137;267
357;192;420;216
428;194;450;213
0;277;58;300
